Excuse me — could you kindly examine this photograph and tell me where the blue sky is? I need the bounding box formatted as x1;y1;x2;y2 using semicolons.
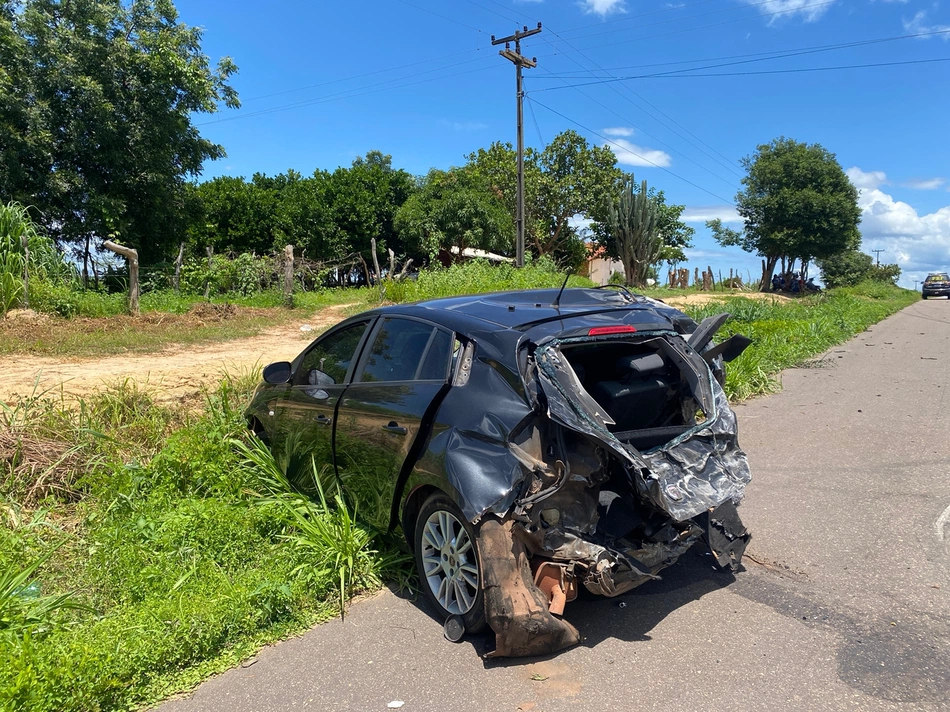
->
178;0;950;288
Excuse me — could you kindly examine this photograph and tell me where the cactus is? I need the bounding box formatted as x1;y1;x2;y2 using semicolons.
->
607;177;662;288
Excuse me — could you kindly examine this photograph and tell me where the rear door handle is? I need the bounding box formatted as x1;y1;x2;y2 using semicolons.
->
382;421;407;435
315;415;332;426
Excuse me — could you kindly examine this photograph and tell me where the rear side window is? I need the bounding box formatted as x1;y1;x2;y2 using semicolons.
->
358;318;452;383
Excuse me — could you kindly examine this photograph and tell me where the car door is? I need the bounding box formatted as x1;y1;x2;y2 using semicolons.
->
333;316;454;530
270;319;374;495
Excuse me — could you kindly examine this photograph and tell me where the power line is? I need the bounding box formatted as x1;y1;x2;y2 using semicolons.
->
197;58;499;126
536;28;743;182
555;0;731;36
241;48;483;103
533;28;950;77
535;0;839;57
532;56;950;90
562;0;829;43
527;96;736;204
392;0;486;32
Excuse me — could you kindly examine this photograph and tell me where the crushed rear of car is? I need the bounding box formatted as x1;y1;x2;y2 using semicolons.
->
395;289;753;656
248;287;754;658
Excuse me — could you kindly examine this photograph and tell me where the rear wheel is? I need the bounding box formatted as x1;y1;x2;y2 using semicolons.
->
413;493;485;632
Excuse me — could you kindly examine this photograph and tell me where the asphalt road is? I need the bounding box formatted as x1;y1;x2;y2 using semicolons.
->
161;298;950;712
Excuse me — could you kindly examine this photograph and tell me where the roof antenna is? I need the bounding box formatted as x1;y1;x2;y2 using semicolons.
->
551;269;573;309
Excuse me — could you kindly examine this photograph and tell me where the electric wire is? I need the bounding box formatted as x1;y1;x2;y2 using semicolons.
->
531;56;950;90
537;27;743;181
528;96;736;204
197;58;499;126
535;28;950;76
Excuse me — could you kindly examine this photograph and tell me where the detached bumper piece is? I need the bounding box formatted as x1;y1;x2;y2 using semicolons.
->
478;518;581;659
700;500;751;571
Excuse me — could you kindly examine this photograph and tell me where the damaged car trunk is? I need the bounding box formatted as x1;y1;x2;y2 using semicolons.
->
474;323;752;656
246;288;753;660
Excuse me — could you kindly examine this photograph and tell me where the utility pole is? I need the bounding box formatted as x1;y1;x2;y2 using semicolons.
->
492;23;541;268
871;248;884;266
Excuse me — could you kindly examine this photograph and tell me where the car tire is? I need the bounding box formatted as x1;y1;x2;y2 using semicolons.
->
413;492;485;633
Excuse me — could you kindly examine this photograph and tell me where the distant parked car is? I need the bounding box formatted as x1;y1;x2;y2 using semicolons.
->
922;272;950;299
246;287;753;657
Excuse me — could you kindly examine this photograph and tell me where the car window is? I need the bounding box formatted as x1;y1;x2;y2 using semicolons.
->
297;321;370;385
358;318;449;383
925;273;949;282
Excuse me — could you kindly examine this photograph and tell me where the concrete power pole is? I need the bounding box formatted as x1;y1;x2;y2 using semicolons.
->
871;248;884;266
492;23;541;268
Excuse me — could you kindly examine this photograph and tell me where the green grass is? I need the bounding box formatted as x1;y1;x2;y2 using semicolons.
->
0;374;401;712
680;281;919;401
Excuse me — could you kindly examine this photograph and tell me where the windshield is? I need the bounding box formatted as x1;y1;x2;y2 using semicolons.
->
925;274;949;282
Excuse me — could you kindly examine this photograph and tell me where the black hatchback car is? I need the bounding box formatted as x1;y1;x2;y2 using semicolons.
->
922;272;950;299
247;287;753;657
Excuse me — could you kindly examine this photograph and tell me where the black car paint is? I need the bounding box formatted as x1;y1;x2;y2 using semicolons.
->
247;286;749;552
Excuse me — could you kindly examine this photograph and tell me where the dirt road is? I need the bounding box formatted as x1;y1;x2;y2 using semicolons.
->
0;305;355;404
0;292;784;405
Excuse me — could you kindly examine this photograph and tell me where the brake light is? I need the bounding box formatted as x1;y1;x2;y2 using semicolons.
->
587;325;637;336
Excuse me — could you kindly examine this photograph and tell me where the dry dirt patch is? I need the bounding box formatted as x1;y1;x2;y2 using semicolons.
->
0;304;354;405
661;291;792;308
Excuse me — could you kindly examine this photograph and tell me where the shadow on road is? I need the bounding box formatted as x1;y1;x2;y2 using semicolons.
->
388;547;739;665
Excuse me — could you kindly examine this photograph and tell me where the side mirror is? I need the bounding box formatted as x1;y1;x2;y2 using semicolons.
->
263;361;293;384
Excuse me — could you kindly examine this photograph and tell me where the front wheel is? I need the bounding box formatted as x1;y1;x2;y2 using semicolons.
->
413;493;485;633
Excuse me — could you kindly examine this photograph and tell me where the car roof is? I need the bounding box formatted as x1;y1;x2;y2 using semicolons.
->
368;288;671;331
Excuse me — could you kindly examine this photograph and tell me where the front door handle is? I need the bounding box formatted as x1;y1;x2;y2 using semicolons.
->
382;421;408;435
315;415;332;426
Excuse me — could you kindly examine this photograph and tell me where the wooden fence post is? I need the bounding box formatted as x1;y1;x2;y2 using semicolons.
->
173;243;184;292
283;244;294;307
204;246;213;299
21;234;29;309
370;238;382;285
102;240;139;315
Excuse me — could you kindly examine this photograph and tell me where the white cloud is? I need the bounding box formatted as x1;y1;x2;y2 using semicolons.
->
604;138;671;167
580;0;627;17
738;0;835;24
681;205;743;223
847;168;950;285
602;127;634;137
903;10;950;36
846;166;887;190
904;178;946;190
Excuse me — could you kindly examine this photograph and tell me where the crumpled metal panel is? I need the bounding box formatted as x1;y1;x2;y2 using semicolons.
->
533;332;751;523
639;378;752;521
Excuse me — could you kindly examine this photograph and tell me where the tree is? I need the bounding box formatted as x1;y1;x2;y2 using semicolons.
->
394;168;513;261
467;130;623;267
712;137;861;290
1;0;239;269
816;250;900;287
607;178;662;288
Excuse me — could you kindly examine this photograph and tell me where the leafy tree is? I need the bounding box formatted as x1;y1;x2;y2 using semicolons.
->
394;168;513;261
326;152;415;265
815;250;874;288
467;130;623;266
1;0;239;269
607;177;661;288
815;249;901;288
711;137;861;290
188;175;282;254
